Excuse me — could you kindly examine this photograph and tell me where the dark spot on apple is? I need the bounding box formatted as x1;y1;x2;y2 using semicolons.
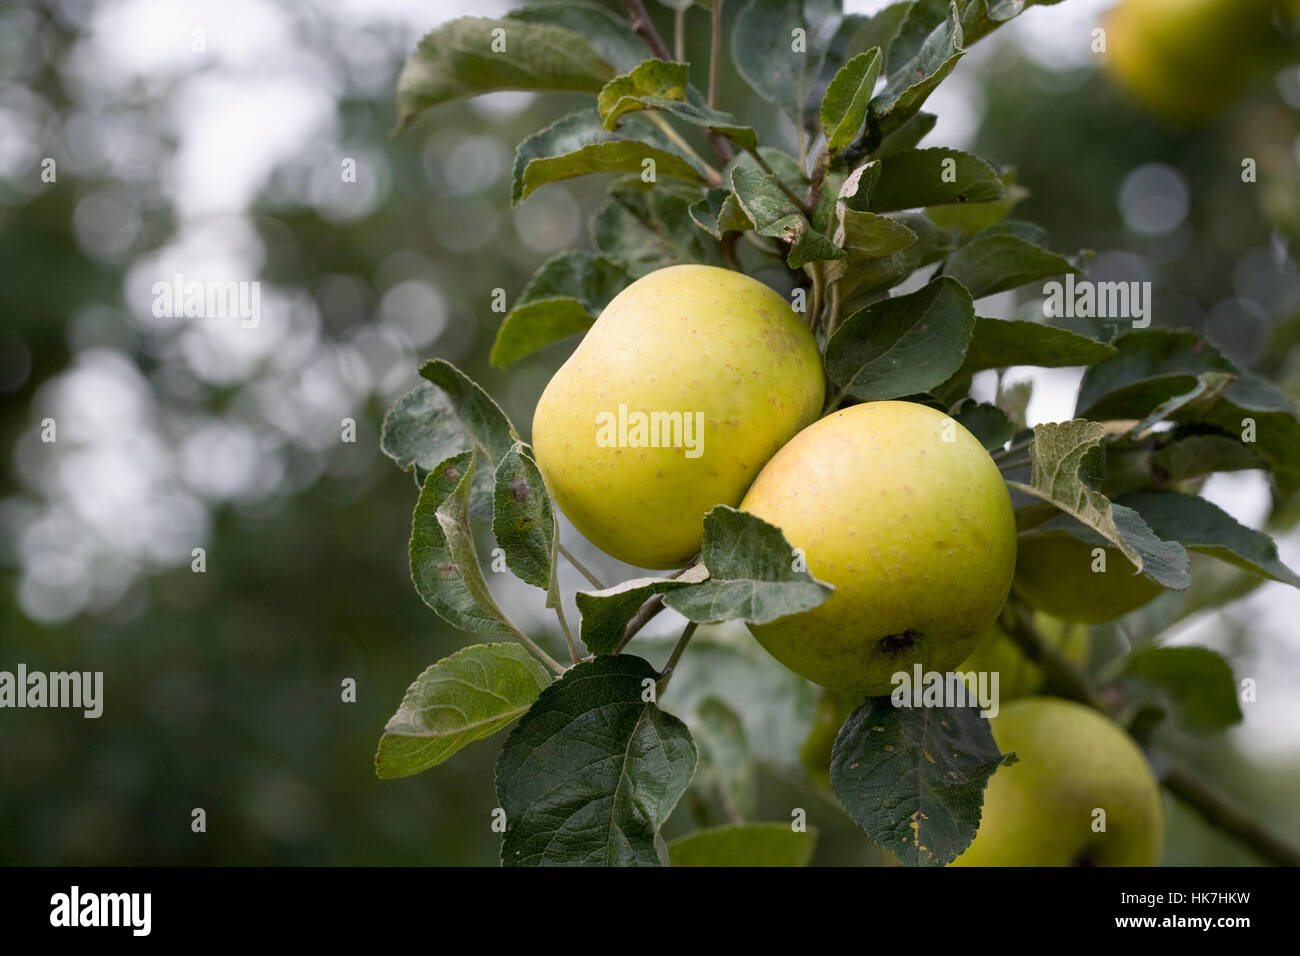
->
880;629;922;654
510;476;530;502
1072;850;1098;867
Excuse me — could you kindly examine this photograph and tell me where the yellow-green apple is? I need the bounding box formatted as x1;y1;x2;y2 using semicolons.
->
951;697;1164;866
1105;0;1297;124
958;614;1090;700
739;401;1017;695
531;264;823;569
1013;534;1165;623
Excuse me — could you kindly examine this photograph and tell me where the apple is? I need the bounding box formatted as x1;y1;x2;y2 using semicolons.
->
951;697;1164;866
958;614;1089;701
531;264;824;569
1013;534;1165;623
1105;0;1296;123
739;401;1017;695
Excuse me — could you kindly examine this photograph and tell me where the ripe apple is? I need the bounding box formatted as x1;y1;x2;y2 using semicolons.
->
1013;534;1165;623
951;697;1164;866
739;401;1017;695
958;614;1089;701
1105;0;1296;123
531;264;823;569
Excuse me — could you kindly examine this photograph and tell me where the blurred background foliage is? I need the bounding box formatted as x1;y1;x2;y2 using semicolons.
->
1;0;1297;865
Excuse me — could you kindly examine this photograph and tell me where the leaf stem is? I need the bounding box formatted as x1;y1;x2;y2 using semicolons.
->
746;146;811;215
708;0;723;110
647;113;721;185
1001;600;1300;866
509;623;566;676
673;2;686;62
559;542;605;590
553;598;580;664
657;621;699;694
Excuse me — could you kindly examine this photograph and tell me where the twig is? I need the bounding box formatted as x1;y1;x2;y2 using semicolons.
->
1002;600;1300;866
621;0;734;166
612;594;666;654
558;543;604;590
1162;760;1300;866
621;0;671;58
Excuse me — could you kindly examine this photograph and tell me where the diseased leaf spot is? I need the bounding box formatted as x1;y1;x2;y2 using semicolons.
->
510;476;531;502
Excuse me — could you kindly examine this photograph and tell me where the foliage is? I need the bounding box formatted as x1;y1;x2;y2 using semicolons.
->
375;0;1300;867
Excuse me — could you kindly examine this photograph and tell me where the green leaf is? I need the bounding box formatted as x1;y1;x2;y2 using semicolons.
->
668;823;817;866
951;399;1014;451
575;565;711;656
385;360;520;515
833;213;954;301
957;0;1068;46
1123;646;1243;734
662;506;835;624
395;17;615;130
732;0;843;131
825;202;919;286
1076;330;1300;494
729;165;845;269
1151;434;1262;484
506;1;649;72
689;186;753;239
940;220;1080;299
593;183;722;277
927;167;1029;234
826;3;912;79
867;148;1005;212
869;0;964;136
954;316;1117;378
825;276;976;403
496;655;697;866
874;110;938;159
489;251;629;366
821;49;882;153
1121;491;1300;588
597;60;758;149
691;696;758;822
1007;420;1190;587
410;451;517;635
1075;330;1237;421
512;109;708;205
492;444;558;597
418;359;518;465
375;644;551;779
829;697;1012;867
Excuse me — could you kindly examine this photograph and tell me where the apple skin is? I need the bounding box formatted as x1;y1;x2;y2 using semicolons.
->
531;264;823;569
1105;0;1295;123
739;401;1017;695
951;697;1164;866
1013;534;1165;623
958;615;1089;701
